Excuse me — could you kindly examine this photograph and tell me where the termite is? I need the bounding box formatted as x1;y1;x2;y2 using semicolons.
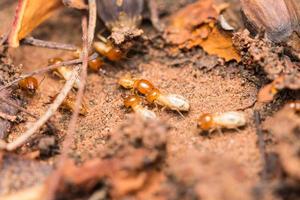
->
119;74;190;113
93;35;125;61
124;95;156;120
51;94;88;116
18;76;38;95
198;111;247;133
72;49;104;72
48;57;81;89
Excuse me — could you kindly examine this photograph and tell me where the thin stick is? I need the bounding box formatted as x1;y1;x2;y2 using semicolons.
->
44;3;96;199
21;37;78;51
0;33;8;46
3;66;79;151
0;53;97;92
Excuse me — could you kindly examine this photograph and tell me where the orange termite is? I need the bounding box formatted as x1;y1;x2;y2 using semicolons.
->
198;111;247;133
51;94;88;116
119;74;190;112
124;95;156;120
93;35;124;61
48;57;81;89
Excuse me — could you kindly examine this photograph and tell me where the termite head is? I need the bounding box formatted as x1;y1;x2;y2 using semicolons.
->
146;88;160;103
133;79;155;95
18;77;38;95
88;57;103;72
124;95;142;108
96;0;144;44
118;74;135;89
198;113;215;131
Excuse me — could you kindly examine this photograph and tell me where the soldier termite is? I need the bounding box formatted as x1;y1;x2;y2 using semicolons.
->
198;111;247;134
119;74;190;114
124;94;156;120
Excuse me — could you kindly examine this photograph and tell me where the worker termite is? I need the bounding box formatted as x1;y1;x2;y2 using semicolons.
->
119;74;190;113
88;57;104;72
93;35;127;61
51;94;88;116
18;76;38;95
124;95;156;120
198;111;247;134
48;57;81;89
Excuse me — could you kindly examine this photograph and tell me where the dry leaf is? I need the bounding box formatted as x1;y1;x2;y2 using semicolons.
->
197;26;241;62
9;0;63;47
164;0;218;45
164;0;240;62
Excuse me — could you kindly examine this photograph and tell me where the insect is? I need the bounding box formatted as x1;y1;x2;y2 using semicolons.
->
124;95;156;120
48;57;81;89
88;57;104;72
93;35;125;61
198;111;247;133
119;74;190;113
18;76;38;95
51;94;88;116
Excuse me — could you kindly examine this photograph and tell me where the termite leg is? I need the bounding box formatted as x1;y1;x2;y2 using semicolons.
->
175;109;185;118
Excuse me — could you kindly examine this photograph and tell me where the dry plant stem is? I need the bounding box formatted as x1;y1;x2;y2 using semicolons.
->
0;33;8;46
45;1;96;198
21;37;78;51
0;53;97;92
4;66;79;151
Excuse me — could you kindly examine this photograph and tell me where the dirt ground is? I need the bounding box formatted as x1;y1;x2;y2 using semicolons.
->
0;0;299;200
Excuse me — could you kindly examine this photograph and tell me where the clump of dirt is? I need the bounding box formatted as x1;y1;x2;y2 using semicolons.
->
233;30;300;89
264;104;300;200
160;151;254;200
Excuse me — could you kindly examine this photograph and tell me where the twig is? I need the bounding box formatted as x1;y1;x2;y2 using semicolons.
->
21;37;78;51
44;1;96;199
3;66;79;151
0;33;8;46
0;111;17;122
0;53;97;92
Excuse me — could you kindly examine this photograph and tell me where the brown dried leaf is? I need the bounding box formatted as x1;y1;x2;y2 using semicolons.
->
197;26;241;62
164;0;240;62
9;0;63;47
164;0;218;45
